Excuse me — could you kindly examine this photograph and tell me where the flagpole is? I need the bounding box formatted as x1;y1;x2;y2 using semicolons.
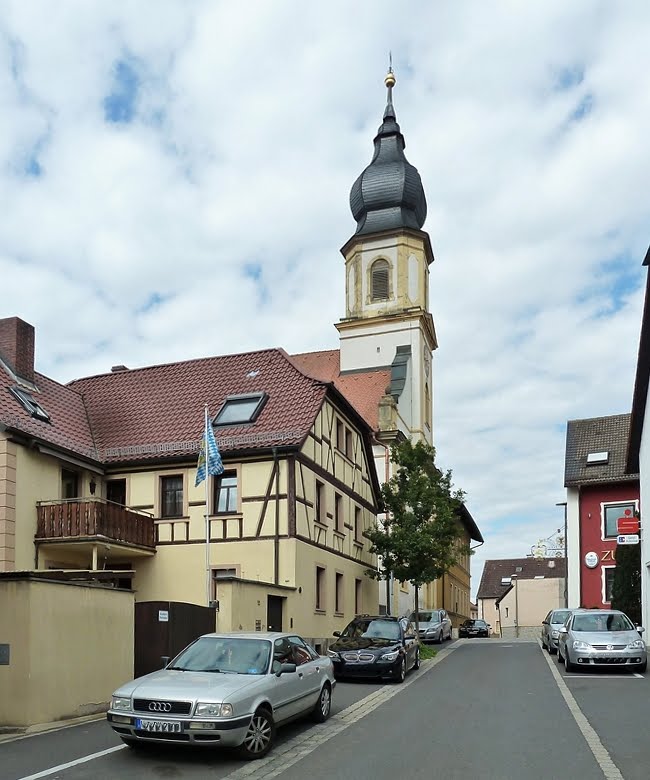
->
204;404;211;609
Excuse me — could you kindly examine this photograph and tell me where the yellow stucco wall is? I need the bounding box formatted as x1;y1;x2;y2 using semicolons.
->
0;435;17;571
0;579;133;726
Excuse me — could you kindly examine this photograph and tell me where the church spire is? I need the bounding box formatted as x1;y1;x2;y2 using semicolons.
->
349;67;427;237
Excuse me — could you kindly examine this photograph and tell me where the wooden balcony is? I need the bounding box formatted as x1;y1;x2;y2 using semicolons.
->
36;498;156;550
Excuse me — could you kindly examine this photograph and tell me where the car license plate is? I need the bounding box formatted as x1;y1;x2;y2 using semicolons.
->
135;718;182;732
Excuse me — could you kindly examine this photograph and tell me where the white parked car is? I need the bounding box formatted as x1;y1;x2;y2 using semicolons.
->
107;632;336;759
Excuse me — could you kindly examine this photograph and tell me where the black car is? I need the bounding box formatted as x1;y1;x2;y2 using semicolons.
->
459;619;490;638
327;615;420;682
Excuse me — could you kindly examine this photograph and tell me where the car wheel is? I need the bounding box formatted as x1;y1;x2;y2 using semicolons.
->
636;660;647;674
237;708;275;760
436;630;443;644
564;650;576;673
395;656;407;683
413;647;421;670
548;644;556;656
311;683;332;723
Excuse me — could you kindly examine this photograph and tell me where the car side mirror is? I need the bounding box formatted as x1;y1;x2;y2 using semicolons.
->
637;626;645;634
559;627;568;634
276;663;297;677
333;631;341;637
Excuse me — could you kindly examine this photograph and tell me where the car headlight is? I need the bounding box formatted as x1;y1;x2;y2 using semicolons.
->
425;627;436;634
327;650;339;658
573;640;591;651
551;630;559;638
628;640;645;650
195;702;233;717
380;651;400;662
111;696;131;711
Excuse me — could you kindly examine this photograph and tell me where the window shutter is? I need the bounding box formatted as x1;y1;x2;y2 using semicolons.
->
371;260;389;300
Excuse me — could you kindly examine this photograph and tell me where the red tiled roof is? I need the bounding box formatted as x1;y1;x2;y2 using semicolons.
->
1;341;387;472
291;349;390;431
0;369;97;460
68;348;327;463
477;557;567;600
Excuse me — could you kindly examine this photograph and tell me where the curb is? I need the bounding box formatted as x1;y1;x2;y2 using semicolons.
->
0;712;106;744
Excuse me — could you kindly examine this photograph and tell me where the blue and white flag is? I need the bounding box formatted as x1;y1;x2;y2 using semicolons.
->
195;410;224;487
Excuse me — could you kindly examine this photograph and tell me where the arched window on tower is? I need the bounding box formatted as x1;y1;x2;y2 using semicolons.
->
371;259;390;301
425;383;431;429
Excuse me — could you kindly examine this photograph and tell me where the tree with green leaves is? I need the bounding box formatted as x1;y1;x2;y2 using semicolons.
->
365;439;470;634
611;541;641;626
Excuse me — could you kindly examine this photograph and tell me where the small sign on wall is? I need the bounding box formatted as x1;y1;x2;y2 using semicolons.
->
0;644;9;665
158;610;169;622
255;620;262;632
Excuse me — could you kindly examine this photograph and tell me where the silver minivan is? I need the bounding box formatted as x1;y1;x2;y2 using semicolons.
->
541;608;574;655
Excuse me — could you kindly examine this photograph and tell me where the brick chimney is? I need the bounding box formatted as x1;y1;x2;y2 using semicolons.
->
0;317;35;383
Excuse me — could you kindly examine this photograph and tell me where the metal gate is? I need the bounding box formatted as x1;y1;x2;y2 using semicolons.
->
134;601;216;678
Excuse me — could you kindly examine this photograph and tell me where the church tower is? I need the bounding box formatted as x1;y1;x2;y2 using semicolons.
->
335;68;437;445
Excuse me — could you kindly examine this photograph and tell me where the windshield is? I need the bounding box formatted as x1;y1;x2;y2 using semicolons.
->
409;611;439;623
572;613;634;633
341;619;401;641
550;610;572;625
168;637;271;674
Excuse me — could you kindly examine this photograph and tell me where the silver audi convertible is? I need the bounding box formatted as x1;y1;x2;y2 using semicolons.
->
107;632;335;760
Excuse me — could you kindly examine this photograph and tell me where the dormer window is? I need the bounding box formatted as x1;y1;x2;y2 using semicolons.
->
213;393;267;426
371;259;390;301
9;386;50;422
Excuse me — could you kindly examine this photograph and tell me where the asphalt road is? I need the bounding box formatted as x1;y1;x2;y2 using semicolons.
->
3;639;649;780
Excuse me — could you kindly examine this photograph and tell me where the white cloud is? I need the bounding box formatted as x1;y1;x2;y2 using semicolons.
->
2;1;649;598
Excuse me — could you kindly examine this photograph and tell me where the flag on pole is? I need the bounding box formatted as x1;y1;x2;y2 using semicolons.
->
195;411;224;486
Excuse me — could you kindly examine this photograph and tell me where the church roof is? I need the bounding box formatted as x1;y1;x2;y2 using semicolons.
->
349;70;427;237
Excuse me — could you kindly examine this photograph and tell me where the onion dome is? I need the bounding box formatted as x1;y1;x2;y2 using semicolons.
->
350;69;427;236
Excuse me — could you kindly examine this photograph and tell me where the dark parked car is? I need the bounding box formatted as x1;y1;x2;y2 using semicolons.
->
328;615;420;682
459;619;490;638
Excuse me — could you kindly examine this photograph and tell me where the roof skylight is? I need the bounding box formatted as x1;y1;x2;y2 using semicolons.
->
586;451;609;465
500;577;511;586
9;386;50;423
213;393;267;426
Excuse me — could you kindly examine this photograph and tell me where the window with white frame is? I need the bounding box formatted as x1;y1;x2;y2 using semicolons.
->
602;502;636;539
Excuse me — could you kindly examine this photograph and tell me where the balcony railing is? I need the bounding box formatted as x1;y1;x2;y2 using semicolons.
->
36;497;155;549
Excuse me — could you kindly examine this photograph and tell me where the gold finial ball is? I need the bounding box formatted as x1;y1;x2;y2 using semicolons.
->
385;70;396;88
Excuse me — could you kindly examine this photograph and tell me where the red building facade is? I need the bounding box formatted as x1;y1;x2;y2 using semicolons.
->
577;483;639;608
565;414;639;610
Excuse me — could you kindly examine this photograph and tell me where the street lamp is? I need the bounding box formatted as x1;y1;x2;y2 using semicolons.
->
556;501;568;607
511;574;519;638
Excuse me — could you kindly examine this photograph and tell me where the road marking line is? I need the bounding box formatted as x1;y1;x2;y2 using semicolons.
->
222;646;460;780
541;646;624;779
0;716;106;745
566;674;640;680
15;745;125;780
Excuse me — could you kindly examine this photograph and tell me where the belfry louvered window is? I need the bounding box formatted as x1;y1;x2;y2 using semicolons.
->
371;259;390;300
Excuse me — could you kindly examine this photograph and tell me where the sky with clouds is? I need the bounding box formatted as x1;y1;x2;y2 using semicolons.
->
2;1;649;597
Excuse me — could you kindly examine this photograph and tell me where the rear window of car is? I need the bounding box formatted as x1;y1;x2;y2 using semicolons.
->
409;611;438;622
550;610;571;624
340;619;401;641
